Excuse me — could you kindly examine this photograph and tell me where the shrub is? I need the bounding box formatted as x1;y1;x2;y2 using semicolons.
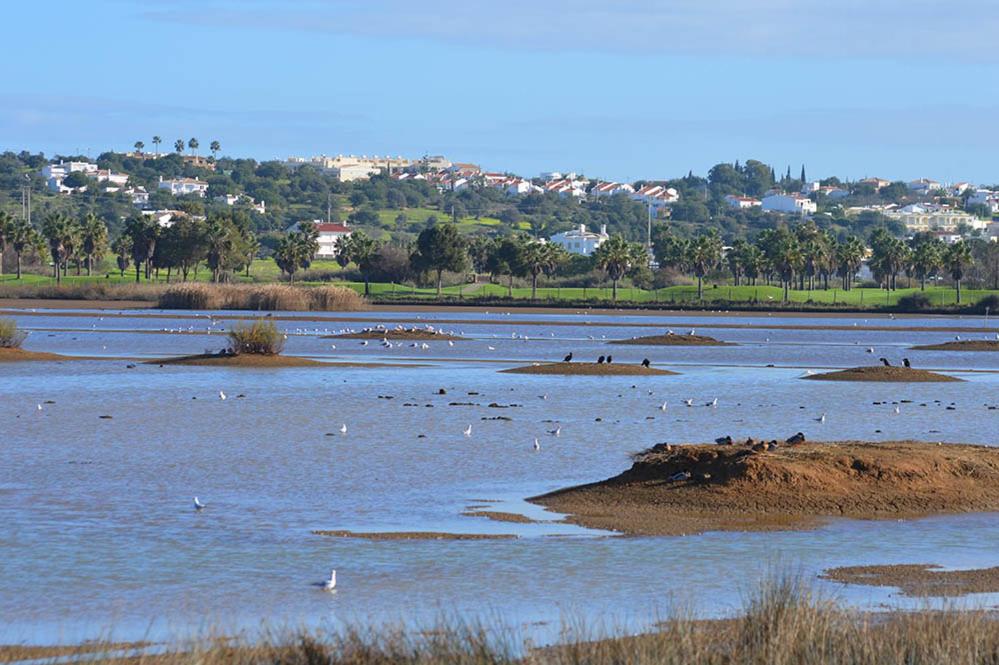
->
243;285;310;312
226;320;284;355
158;284;222;309
896;293;932;311
309;285;366;311
973;294;999;314
0;318;27;348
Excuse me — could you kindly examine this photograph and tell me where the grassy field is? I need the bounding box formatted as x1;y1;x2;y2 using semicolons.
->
3;262;996;309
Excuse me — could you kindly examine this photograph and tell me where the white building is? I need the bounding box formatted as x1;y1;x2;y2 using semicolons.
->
126;186;149;207
631;184;679;213
289;221;352;259
549;224;609;256
215;193;266;213
967;189;999;213
908;178;943;194
725;194;762;209
41;160;100;194
761;193;817;215
816;186;849;199
544;178;588;199
885;207;988;233
589;182;635;198
158;176;209;197
141;209;185;228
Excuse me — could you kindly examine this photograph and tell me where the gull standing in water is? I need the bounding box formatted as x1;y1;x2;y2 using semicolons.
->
463;424;472;437
194;497;206;511
533;438;541;451
323;569;337;591
219;390;226;401
340;423;348;434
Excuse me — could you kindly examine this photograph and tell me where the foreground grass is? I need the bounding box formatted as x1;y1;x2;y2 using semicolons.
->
14;578;999;665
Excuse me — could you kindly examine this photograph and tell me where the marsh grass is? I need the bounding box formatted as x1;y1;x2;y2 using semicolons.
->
227;320;285;355
29;577;999;665
0;318;27;348
158;284;365;312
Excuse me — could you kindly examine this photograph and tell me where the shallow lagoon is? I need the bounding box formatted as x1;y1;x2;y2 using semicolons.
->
2;306;999;644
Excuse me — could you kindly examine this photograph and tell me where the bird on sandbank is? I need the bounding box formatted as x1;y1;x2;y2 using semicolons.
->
563;352;573;362
879;357;891;367
641;358;651;368
597;355;605;364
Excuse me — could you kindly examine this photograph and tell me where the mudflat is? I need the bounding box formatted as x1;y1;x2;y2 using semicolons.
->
149;353;328;368
327;328;465;341
312;530;516;540
610;333;733;346
531;440;999;536
821;564;999;597
803;366;961;382
501;362;676;376
0;347;70;362
912;340;999;352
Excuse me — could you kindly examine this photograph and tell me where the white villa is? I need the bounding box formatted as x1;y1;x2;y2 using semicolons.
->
631;184;679;212
762;193;817;215
725;194;762;209
885;206;988;233
589;182;635;198
289;221;352;259
158;176;209;197
549;224;609;256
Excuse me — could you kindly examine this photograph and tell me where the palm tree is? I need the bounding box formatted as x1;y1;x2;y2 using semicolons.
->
741;243;764;286
134;141;145;154
210;140;221;160
727;239;749;286
152;136;162;156
243;234;260;278
80;213;108;276
174;139;185;154
0;211;12;279
188;138;199;156
763;228;803;303
10;219;39;279
112;235;132;277
835;236;864;291
41;212;73;284
910;235;943;291
518;240;564;300
124;216;157;283
687;231;722;300
337;231;379;295
593;235;643;303
944;241;973;304
204;216;235;283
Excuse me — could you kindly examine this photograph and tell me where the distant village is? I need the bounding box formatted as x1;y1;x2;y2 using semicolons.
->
32;148;999;261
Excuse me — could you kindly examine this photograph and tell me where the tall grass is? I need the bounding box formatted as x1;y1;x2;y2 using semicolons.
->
0;282;167;301
0;318;27;348
227;320;285;355
158;284;366;312
32;577;999;665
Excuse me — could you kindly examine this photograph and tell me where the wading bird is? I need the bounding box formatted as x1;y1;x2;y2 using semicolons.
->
323;569;337;591
463;424;472;437
641;359;651;368
606;356;613;364
194;497;206;511
533;438;541;451
563;352;573;362
903;358;911;368
340;423;348;434
597;355;605;364
879;357;891;367
219;390;226;400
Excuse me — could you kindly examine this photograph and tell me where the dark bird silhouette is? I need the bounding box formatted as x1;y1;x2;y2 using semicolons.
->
879;357;891;367
563;352;573;362
641;358;650;368
786;432;806;445
597;355;605;364
903;358;911;368
606;355;613;364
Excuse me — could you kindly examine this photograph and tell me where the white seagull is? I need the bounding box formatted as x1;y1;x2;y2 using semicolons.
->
463;424;472;437
816;413;826;423
219;390;226;401
683;399;694;407
548;426;561;437
660;401;668;411
323;569;337;591
533;438;541;451
340;423;348;434
708;398;718;408
194;497;206;511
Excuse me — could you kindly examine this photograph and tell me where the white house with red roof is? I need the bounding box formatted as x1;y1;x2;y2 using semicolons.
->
631;184;679;212
724;194;762;209
762;192;817;215
589;182;635;198
290;221;352;258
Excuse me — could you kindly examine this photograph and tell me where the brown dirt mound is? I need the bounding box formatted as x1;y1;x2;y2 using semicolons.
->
460;510;539;524
610;333;734;346
531;440;999;535
0;347;69;362
501;362;677;376
326;328;465;341
804;366;961;382
150;353;327;368
912;340;999;352
821;564;999;597
312;530;516;540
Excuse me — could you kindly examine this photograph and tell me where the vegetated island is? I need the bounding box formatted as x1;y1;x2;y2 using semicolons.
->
0;318;70;362
150;319;326;368
912;340;999;352
610;332;734;346
803;365;961;382
326;326;465;341
821;564;999;598
530;438;999;536
501;362;676;376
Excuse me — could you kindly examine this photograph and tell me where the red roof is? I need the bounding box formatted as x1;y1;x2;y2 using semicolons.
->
314;223;350;233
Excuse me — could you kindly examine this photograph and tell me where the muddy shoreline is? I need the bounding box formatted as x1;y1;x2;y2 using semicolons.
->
821;564;999;597
501;362;676;376
804;366;961;382
531;440;999;536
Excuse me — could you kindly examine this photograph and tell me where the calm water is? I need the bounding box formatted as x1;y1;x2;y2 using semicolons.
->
2;307;999;644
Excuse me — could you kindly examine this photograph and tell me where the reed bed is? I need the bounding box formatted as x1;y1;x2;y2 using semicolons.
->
158;284;366;312
0;318;27;348
20;578;999;665
0;282;167;301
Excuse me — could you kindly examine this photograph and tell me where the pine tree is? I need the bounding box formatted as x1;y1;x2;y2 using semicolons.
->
800;164;806;182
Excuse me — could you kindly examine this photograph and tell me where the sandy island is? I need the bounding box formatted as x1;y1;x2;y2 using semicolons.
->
610;333;734;346
912;340;999;352
460;510;541;524
326;328;466;341
530;440;999;536
0;347;70;362
501;362;676;376
821;564;999;597
149;353;329;368
804;366;961;382
312;530;516;541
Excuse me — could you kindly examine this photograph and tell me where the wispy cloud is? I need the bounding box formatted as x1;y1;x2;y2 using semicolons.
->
137;0;999;61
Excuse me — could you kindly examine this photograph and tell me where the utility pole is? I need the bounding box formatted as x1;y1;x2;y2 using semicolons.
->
327;191;332;225
23;174;31;225
646;201;653;251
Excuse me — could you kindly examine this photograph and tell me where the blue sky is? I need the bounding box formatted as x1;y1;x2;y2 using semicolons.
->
3;0;999;184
